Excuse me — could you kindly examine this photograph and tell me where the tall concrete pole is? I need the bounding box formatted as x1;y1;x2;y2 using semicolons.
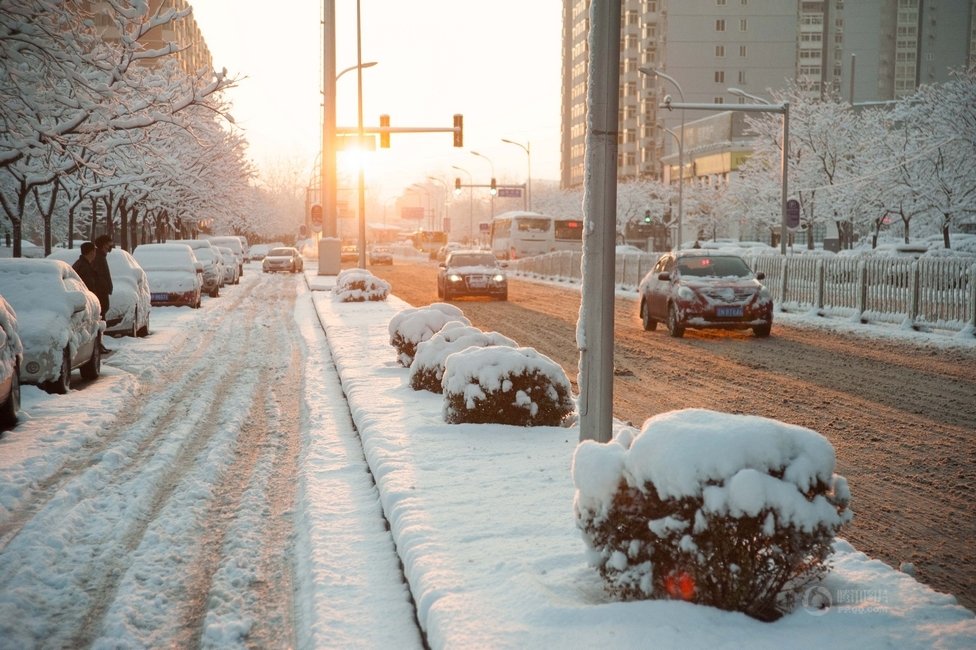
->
578;0;620;443
322;0;337;239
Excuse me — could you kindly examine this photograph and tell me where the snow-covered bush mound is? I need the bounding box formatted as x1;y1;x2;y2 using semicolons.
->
332;268;391;302
388;304;471;367
573;409;852;622
409;323;517;393
442;346;575;426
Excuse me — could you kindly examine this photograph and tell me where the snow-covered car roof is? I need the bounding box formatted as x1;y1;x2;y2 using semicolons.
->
132;244;198;270
268;247;298;256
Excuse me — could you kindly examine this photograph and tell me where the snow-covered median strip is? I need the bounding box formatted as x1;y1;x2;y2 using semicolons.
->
312;292;976;649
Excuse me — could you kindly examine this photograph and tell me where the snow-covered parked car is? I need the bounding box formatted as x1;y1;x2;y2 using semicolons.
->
169;239;223;297
0;295;23;429
0;258;103;394
132;243;203;309
216;246;240;285
47;247;151;338
203;236;245;277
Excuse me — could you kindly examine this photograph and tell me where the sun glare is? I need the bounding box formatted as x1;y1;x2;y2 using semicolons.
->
337;147;373;174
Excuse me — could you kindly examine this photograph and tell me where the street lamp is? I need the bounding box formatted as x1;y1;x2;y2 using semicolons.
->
469;150;496;219
728;87;791;255
451;165;475;242
427;176;449;232
640;66;685;249
501;138;531;211
354;0;367;268
410;183;433;230
337;60;376;82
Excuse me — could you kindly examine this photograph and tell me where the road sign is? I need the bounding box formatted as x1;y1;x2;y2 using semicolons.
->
786;198;800;230
310;204;323;233
497;187;522;198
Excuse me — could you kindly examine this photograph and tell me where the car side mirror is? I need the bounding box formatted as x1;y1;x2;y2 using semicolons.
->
755;271;765;281
658;272;671;281
67;290;88;313
499;261;509;269
438;262;446;269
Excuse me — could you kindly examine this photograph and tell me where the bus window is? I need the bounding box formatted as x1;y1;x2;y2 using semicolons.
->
554;219;583;242
516;218;551;233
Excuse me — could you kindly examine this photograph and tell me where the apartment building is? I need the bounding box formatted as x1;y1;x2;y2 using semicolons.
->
87;0;212;77
560;0;974;190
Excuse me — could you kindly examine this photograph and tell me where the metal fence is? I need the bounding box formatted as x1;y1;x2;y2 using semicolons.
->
508;251;976;333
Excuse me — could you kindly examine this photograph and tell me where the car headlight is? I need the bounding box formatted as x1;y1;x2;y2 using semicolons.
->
758;286;771;300
676;285;696;300
448;274;463;283
492;274;506;283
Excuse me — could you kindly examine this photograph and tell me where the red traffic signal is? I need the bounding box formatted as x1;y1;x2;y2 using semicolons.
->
379;114;390;148
453;114;463;147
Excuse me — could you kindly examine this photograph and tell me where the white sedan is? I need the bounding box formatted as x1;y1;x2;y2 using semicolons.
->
0;259;103;394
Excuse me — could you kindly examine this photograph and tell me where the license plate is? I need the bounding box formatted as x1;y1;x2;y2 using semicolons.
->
717;306;743;318
468;277;486;288
151;293;169;302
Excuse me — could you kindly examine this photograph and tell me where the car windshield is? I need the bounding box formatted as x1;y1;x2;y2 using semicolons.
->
677;256;752;278
269;248;294;256
450;253;496;267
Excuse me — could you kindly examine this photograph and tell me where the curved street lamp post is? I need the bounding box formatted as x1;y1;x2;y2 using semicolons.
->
500;138;531;211
469;151;497;220
451;165;475;243
639;66;684;249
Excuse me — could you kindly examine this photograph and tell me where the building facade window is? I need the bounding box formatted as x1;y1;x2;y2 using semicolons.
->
715;45;725;57
716;19;726;31
714;70;725;82
739;45;747;57
739;18;748;31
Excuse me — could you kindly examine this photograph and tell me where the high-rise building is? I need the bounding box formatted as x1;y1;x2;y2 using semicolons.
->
560;0;974;190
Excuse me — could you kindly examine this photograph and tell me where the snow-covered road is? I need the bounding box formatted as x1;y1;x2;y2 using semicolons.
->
0;269;421;648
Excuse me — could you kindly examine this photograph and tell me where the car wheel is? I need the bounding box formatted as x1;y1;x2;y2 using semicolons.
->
753;322;772;338
443;287;453;301
42;347;72;394
0;364;20;430
209;287;219;298
137;317;150;338
497;292;508;301
640;300;657;331
81;335;101;380
129;309;139;338
667;303;685;338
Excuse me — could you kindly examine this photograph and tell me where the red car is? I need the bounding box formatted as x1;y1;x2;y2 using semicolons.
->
638;250;773;338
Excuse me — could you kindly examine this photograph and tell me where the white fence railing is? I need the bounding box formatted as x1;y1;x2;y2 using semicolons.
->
508;251;976;333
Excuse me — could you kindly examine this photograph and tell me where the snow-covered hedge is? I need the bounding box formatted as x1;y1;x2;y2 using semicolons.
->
573;409;852;621
442;346;575;427
388;303;471;368
332;268;391;302
409;323;518;393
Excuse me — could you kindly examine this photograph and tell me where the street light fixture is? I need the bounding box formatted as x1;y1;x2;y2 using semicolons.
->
427;176;449;232
728;87;791;255
410;183;433;230
336;60;377;82
469;150;496;219
451;165;475;242
639;67;685;249
500;138;531;211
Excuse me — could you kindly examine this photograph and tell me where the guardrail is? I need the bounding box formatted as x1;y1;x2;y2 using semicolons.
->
508;251;976;334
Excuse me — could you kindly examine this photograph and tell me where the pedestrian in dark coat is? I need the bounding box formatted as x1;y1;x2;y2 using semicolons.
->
72;242;99;294
92;235;114;319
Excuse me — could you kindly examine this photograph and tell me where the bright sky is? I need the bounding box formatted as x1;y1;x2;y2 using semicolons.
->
190;1;563;201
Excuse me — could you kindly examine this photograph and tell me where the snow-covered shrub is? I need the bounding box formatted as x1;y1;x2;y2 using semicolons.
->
388;304;471;367
409;323;517;393
332;268;390;302
442;346;575;426
573;409;852;622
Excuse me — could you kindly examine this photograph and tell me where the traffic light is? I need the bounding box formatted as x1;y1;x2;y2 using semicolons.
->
379;114;390;148
643;210;652;224
454;177;462;196
453;114;463;147
490;177;497;196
